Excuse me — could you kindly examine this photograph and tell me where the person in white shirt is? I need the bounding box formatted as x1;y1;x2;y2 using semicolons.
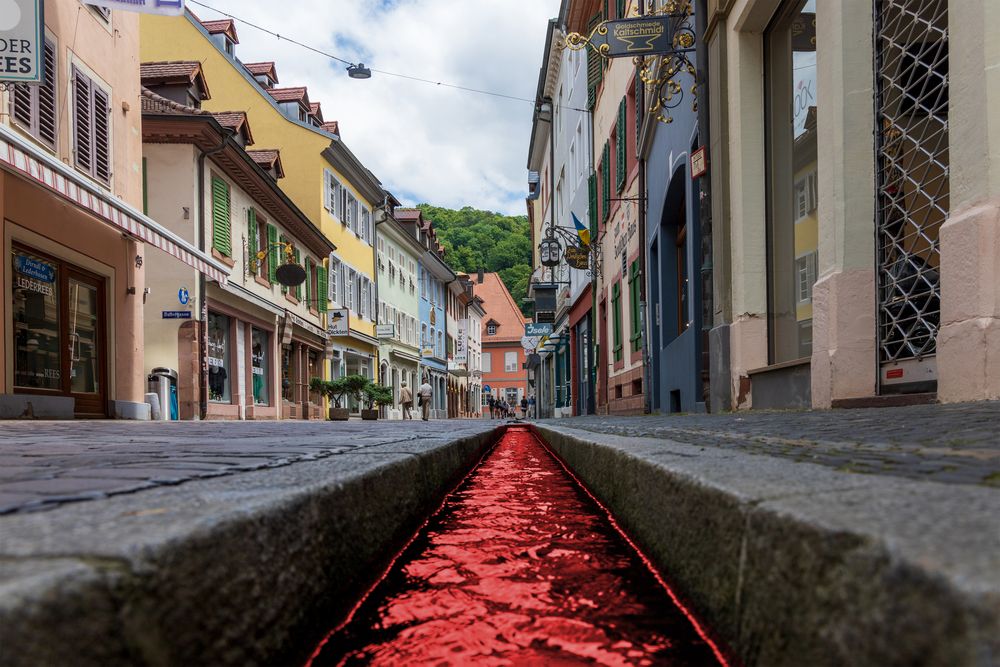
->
419;377;433;421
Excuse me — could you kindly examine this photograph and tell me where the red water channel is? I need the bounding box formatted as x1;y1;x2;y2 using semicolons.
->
307;427;729;666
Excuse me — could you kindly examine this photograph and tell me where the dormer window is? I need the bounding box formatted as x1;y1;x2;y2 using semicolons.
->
487;322;498;336
224;39;235;56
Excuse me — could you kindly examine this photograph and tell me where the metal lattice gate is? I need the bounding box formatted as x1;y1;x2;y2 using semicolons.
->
874;0;949;390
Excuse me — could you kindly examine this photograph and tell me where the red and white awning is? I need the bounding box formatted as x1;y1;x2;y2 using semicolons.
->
0;125;229;286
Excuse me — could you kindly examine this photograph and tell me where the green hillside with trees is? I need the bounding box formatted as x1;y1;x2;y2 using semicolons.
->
416;204;533;316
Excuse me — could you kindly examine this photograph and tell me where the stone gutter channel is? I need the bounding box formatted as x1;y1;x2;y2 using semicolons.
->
1;421;997;666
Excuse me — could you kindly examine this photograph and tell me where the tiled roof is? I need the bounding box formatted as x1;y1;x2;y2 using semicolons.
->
244;61;278;82
269;87;308;104
140;61;210;100
478;273;529;343
321;121;340;135
140;61;199;81
201;19;239;43
211;111;254;145
247;149;284;178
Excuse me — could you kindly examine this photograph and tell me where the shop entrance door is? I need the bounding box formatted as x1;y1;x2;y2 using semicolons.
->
67;272;106;416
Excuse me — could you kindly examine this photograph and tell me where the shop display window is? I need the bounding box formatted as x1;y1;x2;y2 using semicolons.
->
207;312;231;402
251;328;269;405
12;250;61;391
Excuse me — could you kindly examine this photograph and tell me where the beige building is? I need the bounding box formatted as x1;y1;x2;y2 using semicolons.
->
707;0;993;408
1;3;224;419
141;66;333;420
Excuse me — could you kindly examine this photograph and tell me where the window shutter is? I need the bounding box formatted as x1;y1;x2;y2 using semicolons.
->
267;224;279;283
304;256;312;304
361;279;369;319
93;86;111;183
616;97;627;191
73;67;92;173
210;177;232;256
317;265;328;313
586;13;604;109
616;0;625;19
12;82;33;129
247;208;258;264
601;142;611;221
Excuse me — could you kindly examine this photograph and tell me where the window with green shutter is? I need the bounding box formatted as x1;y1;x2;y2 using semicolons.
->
586;13;603;109
612;281;623;362
247;208;258;264
317;265;328;313
211;176;232;257
616;0;625;20
601;142;611;221
616;97;627;191
267;224;279;284
629;259;642;352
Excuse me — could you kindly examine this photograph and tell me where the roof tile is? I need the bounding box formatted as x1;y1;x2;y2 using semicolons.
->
478;273;528;342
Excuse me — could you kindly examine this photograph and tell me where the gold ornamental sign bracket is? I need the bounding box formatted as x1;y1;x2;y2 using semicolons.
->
561;1;698;125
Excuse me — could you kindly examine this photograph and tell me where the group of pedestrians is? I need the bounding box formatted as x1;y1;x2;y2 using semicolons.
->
487;394;533;420
398;378;434;421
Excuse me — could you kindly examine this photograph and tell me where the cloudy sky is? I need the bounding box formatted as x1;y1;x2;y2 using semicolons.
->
189;0;561;215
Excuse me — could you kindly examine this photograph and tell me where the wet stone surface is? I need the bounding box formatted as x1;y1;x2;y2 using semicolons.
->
308;426;727;666
0;420;496;515
547;401;1000;487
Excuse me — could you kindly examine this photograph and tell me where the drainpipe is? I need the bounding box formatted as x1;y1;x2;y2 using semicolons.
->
695;0;713;408
196;134;231;420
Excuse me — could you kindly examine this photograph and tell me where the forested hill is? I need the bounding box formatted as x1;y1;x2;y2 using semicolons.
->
416;204;532;316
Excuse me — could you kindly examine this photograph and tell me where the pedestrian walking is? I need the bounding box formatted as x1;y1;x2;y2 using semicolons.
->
419;376;433;421
520;396;528;419
400;381;413;420
528;395;536;419
488;395;495;420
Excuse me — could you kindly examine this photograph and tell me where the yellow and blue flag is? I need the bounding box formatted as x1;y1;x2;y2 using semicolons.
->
571;212;590;247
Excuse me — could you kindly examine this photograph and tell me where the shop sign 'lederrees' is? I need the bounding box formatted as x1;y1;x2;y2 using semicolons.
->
87;0;185;15
0;0;44;84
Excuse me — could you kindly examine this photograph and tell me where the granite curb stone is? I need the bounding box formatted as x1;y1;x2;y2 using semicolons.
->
0;424;499;666
533;423;1000;667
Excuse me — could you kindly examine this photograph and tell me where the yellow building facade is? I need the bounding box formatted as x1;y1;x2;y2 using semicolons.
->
140;12;381;393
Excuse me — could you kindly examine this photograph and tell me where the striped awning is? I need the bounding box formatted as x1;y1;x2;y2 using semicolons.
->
0;125;230;286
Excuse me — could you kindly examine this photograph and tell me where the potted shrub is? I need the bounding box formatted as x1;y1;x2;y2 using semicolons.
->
310;377;350;421
361;382;394;420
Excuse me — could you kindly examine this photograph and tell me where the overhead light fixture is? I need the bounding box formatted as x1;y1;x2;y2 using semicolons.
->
347;63;372;79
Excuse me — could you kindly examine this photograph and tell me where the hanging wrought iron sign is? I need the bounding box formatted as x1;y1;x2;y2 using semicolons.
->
564;246;591;270
563;0;697;125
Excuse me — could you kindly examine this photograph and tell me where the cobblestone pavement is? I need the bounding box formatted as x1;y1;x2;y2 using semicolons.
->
0;419;497;515
543;402;1000;487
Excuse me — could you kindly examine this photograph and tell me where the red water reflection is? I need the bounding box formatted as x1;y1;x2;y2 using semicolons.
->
308;427;729;666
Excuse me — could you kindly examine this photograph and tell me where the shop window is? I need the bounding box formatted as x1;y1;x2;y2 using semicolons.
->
676;221;689;334
12;250;61;391
765;0;818;364
308;349;322;403
251;328;269;405
72;65;112;185
207;313;231;402
11;39;57;149
281;344;295;402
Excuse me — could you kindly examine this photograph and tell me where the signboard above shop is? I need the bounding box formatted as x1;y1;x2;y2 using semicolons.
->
328;308;349;336
376;323;395;338
0;0;44;84
564;246;591;270
596;15;694;58
87;0;185;15
525;323;553;337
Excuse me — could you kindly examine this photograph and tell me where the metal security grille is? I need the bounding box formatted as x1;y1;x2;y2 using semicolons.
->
874;0;948;376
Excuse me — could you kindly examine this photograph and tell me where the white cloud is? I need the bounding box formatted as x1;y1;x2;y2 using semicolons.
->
191;0;560;215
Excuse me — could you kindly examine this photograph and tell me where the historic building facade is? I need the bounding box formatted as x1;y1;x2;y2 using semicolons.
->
1;3;224;419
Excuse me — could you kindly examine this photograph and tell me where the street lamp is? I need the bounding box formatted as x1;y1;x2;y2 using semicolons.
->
347;63;372;79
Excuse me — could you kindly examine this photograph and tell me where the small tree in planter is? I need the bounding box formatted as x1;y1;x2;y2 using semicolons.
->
361;382;394;420
310;377;349;421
